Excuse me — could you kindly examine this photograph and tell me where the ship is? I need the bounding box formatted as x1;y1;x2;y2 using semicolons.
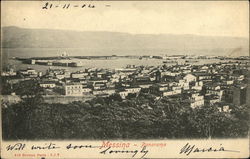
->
185;60;198;63
163;60;178;64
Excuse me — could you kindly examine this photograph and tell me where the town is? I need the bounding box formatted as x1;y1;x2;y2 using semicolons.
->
1;56;249;112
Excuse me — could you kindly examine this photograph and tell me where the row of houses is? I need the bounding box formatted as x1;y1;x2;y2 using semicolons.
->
2;60;249;109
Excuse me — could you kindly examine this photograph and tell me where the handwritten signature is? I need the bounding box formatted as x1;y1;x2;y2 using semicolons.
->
179;143;240;156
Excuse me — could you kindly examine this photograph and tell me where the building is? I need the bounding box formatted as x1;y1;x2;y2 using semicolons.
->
92;89;116;96
205;84;223;100
178;79;190;90
206;89;223;100
19;68;38;77
138;83;153;89
93;82;106;90
223;85;247;105
223;80;234;85
71;71;89;79
89;79;108;85
190;81;203;91
82;87;92;94
124;87;141;94
229;74;244;81
40;81;56;88
118;87;141;99
183;74;197;83
56;74;66;80
119;91;129;99
204;95;220;105
155;70;161;82
47;68;70;79
162;89;181;97
150;83;169;95
1;69;17;76
193;72;212;81
217;103;232;112
190;93;204;109
65;83;83;96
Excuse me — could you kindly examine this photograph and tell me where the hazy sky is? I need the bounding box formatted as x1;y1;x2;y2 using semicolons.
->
1;1;249;38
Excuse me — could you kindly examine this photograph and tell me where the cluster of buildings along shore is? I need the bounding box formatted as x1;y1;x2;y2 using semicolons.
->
2;60;249;111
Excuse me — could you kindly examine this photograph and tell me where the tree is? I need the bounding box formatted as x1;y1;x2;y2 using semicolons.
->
2;91;249;140
14;80;43;97
0;78;13;95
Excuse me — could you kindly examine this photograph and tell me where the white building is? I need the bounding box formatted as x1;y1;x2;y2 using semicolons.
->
125;87;141;94
162;89;181;97
1;69;17;76
191;81;203;91
190;93;204;109
71;72;89;79
184;74;197;83
118;87;141;99
82;87;92;94
218;105;231;112
206;90;223;100
93;89;115;96
40;82;56;88
19;68;38;76
65;84;83;96
178;80;189;90
119;91;129;99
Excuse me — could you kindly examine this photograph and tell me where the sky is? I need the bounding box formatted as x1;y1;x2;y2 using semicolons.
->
1;1;249;38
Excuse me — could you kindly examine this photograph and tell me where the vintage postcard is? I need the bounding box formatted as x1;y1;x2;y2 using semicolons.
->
0;0;249;158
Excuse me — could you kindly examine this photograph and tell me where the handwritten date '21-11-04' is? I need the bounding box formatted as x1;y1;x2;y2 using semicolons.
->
42;2;111;9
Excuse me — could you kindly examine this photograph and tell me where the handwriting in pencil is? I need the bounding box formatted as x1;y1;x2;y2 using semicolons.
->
42;2;95;9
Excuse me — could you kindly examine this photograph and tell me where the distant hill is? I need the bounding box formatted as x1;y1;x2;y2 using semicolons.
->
1;26;249;56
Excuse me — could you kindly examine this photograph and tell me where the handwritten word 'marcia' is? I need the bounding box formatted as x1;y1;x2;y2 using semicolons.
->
180;143;240;156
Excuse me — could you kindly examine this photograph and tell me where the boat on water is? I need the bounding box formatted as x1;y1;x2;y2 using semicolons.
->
163;60;178;64
185;60;198;63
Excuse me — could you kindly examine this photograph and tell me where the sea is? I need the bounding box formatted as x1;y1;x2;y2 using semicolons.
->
1;48;236;73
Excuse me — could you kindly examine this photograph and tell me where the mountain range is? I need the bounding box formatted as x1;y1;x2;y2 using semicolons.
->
1;26;249;56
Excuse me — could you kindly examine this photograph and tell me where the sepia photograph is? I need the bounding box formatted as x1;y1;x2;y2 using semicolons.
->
1;0;249;158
